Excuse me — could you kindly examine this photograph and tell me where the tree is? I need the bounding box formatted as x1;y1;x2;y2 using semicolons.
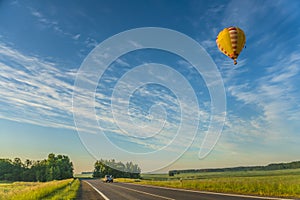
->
169;171;174;176
93;160;104;178
0;159;14;181
0;154;74;182
12;158;24;181
93;159;141;179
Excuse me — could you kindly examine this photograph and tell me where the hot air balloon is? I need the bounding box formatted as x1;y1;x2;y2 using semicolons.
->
216;26;246;65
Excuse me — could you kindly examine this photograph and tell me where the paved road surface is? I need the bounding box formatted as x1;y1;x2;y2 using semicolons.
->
82;179;293;200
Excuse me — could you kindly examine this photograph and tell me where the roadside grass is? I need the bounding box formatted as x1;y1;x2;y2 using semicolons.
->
0;178;80;200
114;178;141;183
119;169;300;198
136;175;300;198
43;178;80;200
141;168;300;180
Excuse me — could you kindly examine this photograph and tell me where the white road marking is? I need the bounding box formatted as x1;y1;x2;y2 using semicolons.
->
113;183;175;200
84;180;110;200
122;183;294;200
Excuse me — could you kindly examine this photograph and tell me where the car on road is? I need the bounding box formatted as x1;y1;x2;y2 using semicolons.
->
104;175;113;183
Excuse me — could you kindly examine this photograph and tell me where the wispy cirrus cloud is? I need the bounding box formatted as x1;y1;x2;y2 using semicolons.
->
203;0;300;145
29;8;82;42
226;50;300;142
30;6;102;56
93;60;210;152
0;42;76;130
0;41;212;155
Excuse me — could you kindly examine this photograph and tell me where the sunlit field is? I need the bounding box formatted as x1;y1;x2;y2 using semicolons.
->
119;169;300;198
0;178;80;200
74;173;93;179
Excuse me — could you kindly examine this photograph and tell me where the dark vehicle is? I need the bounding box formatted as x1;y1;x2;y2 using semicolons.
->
104;175;113;183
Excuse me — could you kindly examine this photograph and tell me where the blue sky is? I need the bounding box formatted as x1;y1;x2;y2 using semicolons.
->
0;0;300;173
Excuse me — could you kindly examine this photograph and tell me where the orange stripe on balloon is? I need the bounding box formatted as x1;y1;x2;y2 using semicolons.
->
229;27;238;53
228;27;236;31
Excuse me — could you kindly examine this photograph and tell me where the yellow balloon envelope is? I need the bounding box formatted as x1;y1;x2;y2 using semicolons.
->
216;27;246;65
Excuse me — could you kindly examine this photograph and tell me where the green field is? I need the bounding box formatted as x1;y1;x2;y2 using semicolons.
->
119;169;300;198
0;178;80;200
74;173;93;179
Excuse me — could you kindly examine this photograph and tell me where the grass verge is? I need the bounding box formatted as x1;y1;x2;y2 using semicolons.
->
0;178;80;200
43;178;80;200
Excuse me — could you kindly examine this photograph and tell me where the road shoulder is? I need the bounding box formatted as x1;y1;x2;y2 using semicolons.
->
76;180;105;200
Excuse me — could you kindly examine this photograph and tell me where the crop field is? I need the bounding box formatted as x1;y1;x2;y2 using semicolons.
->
0;178;80;200
119;169;300;198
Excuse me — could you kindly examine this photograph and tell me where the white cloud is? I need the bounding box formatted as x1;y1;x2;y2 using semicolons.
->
72;34;81;40
0;41;214;155
0;42;76;129
225;49;300;144
84;37;99;48
29;8;82;42
200;39;216;49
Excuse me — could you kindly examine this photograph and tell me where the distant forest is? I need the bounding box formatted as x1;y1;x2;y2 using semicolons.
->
169;161;300;176
93;159;141;179
0;153;73;182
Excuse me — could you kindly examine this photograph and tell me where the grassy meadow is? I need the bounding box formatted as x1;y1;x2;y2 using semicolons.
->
0;178;80;200
118;169;300;198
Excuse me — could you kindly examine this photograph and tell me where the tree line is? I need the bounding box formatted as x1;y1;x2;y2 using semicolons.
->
0;153;73;182
93;159;141;179
169;160;300;176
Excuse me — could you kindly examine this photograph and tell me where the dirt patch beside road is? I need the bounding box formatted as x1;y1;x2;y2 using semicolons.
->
76;180;104;200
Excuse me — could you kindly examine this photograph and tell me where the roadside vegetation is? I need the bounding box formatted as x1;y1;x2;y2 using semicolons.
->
119;168;300;198
0;154;78;199
0;153;73;182
93;159;141;179
0;178;79;200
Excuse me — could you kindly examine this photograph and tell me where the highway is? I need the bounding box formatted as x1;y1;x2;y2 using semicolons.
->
83;179;293;200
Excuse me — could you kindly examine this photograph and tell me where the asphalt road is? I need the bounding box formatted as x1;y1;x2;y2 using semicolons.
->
83;179;293;200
